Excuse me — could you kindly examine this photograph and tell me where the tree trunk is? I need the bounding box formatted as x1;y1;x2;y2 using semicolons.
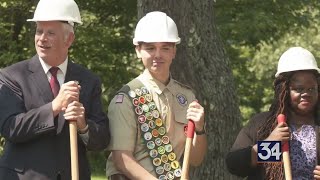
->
137;1;242;179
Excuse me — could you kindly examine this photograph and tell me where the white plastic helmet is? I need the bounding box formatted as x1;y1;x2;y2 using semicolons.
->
27;0;82;26
275;47;320;77
133;11;181;45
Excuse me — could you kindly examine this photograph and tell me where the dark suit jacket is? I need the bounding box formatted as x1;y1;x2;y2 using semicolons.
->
0;55;110;180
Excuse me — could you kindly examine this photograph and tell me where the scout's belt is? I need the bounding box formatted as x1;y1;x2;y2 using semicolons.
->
122;79;182;180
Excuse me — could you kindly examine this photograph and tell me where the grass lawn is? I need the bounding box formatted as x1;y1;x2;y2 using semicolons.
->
91;174;107;180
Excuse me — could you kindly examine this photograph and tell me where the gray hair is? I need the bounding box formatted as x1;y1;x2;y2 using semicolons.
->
61;23;74;41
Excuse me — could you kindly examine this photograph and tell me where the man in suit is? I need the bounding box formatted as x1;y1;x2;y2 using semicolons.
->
0;0;110;179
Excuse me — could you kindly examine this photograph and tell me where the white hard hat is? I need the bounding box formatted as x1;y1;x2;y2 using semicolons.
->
133;11;181;45
275;47;320;77
27;0;82;26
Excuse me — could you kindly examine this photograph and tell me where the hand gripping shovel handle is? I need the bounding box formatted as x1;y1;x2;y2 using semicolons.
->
181;120;195;180
277;114;292;180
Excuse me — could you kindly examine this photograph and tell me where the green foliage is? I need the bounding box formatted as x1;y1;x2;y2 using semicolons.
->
214;0;320;121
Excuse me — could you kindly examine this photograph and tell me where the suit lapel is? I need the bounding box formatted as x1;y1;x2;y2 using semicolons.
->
28;55;54;103
65;61;81;83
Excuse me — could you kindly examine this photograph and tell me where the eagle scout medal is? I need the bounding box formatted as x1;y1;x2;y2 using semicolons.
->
176;93;187;106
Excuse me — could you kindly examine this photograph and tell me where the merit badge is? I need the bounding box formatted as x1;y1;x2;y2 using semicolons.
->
146;112;153;120
166;171;175;180
161;154;168;163
155;138;162;146
140;123;149;132
153;158;161;166
165;144;173;153
171;160;180;169
176;93;187;106
147;141;155;149
133;98;139;106
174;169;182;177
168;152;176;161
152;129;159;138
158;146;165;155
158;127;166;136
135;106;143;115
164;163;171;171
138;115;146;123
148;120;156;129
139;96;146;104
128;90;136;98
159;175;166;180
141;87;149;94
155;118;163;126
156;166;164;175
144;132;152;141
152;110;160;118
115;94;124;103
145;94;153;102
135;88;142;96
148;102;156;110
142;104;149;112
162;136;170;144
150;149;158;158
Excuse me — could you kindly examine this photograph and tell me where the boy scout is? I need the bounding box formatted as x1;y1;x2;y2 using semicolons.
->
106;11;208;180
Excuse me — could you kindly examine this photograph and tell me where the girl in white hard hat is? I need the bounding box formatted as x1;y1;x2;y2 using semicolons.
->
226;47;320;179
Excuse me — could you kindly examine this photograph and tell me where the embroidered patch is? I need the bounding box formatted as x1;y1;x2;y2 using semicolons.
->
176;93;187;106
115;94;124;103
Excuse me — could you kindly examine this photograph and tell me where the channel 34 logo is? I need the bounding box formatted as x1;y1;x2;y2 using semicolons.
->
257;141;282;162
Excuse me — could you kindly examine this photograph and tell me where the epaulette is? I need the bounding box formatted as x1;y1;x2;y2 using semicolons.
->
173;79;193;90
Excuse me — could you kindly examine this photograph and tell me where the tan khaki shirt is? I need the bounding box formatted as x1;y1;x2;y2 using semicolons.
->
106;70;196;177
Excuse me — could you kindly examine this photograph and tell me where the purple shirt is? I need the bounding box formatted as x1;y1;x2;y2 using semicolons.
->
290;125;317;180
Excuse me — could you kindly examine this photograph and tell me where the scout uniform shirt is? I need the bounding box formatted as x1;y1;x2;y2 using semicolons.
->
106;69;196;177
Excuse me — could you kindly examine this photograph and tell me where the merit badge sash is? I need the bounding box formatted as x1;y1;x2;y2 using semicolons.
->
124;80;182;180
